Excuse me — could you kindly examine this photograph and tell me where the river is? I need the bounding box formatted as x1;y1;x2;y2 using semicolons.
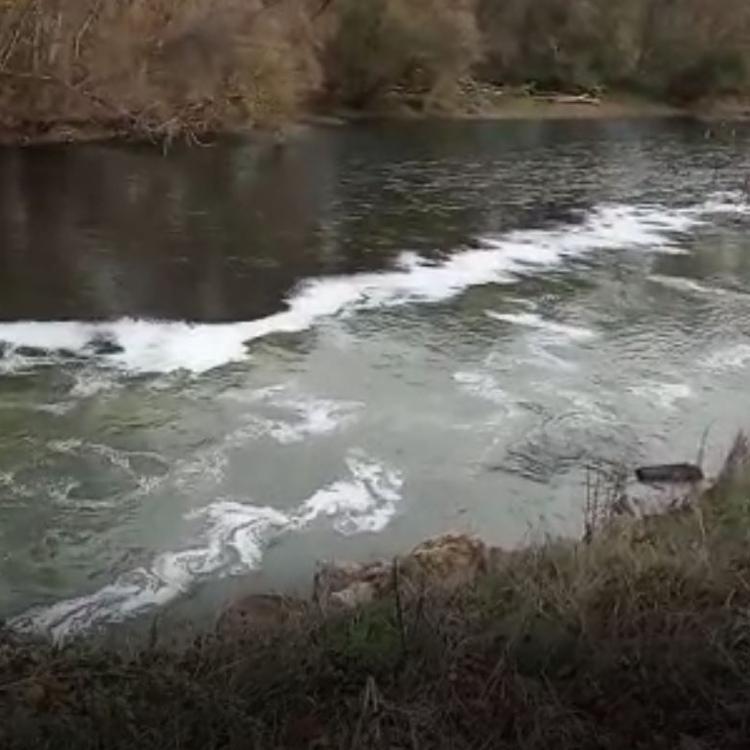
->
0;119;749;638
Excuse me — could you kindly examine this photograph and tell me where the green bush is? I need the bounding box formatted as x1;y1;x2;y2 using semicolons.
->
666;51;748;102
477;0;750;100
326;0;479;108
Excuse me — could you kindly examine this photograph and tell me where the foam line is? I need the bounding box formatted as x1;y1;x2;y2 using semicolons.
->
9;451;403;639
0;194;740;375
485;311;596;341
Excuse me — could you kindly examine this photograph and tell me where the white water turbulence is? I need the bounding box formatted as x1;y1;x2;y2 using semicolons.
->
703;343;750;373
485;311;597;342
298;452;404;535
628;382;693;411
453;371;511;406
647;275;750;299
9;451;403;640
0;193;744;376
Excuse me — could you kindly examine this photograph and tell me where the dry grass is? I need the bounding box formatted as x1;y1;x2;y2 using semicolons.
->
323;0;479;110
1;0;749;143
2;435;750;748
0;0;323;142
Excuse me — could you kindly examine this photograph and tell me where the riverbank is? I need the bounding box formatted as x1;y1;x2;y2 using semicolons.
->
328;90;686;123
0;102;726;148
3;0;750;148
4;92;750;147
2;434;750;749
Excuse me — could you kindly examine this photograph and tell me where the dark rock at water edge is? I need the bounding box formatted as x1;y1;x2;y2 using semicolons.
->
3;344;93;360
635;463;704;485
87;336;125;356
15;345;49;358
217;535;498;635
57;348;85;359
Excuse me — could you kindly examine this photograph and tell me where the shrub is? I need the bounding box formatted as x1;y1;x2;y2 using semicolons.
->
477;0;750;99
1;0;750;138
0;0;322;138
325;0;480;109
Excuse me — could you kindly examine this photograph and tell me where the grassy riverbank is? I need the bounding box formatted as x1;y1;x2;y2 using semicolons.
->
1;0;749;145
2;435;750;749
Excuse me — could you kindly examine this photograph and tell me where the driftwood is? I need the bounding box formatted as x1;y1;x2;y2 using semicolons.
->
533;93;601;106
635;463;704;485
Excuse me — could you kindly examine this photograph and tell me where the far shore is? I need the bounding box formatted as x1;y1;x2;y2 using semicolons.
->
2;93;749;148
325;93;684;123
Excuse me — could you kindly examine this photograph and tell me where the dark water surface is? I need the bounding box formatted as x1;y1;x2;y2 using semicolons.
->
1;119;749;637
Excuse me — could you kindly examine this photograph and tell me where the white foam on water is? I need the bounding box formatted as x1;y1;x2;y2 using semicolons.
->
479;202;699;258
485;310;597;342
90;392;362;503
526;341;579;372
0;321;93;351
48;438;85;455
628;381;693;410
10;502;291;640
0;196;735;375
10;574;171;640
70;370;121;398
262;395;363;445
299;452;404;535
172;450;230;491
48;438;166;476
703;343;750;373
222;392;362;447
548;388;616;423
698;190;750;215
182;502;292;574
453;371;510;406
648;274;749;299
10;451;402;639
649;275;717;295
33;402;77;416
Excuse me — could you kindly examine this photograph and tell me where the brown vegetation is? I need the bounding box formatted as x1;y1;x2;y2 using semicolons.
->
0;0;749;142
323;0;479;111
478;0;750;101
2;434;750;748
0;0;323;142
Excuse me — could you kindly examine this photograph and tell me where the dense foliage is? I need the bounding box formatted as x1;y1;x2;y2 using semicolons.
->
0;0;748;139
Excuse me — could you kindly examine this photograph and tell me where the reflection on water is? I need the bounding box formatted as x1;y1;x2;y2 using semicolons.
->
2;120;748;322
1;120;750;637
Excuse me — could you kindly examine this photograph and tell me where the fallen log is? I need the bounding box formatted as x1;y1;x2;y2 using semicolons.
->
533;93;601;106
635;463;704;484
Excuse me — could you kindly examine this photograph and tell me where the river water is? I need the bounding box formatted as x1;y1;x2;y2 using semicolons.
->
1;120;749;638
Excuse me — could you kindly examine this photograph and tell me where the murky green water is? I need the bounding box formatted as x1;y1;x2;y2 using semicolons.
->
1;120;749;637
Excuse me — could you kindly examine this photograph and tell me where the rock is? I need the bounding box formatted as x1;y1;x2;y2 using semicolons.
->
635;463;704;485
623;480;708;518
220;535;501;626
313;559;392;611
215;593;306;636
329;581;377;609
401;533;489;588
57;348;85;359
87;335;124;356
3;344;89;360
15;345;49;358
314;533;492;611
